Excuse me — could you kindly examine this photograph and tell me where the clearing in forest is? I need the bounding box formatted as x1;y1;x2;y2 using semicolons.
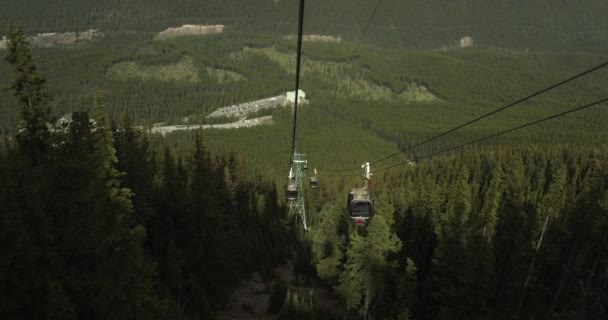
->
155;24;224;40
206;66;246;83
107;56;200;83
0;29;101;49
284;34;342;42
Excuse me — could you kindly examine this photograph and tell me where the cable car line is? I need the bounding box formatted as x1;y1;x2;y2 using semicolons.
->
285;0;309;230
351;0;384;60
371;97;608;174
290;0;306;158
335;60;608;172
369;61;608;166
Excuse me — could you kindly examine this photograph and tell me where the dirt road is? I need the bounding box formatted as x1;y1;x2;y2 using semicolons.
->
150;116;274;136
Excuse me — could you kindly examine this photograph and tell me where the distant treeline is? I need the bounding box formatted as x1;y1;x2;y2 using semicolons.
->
2;0;608;51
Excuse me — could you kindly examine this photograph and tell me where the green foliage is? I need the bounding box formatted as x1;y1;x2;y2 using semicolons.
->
4;22;51;165
107;56;200;83
303;146;608;320
268;276;289;314
311;202;346;283
396;259;417;320
338;215;401;316
278;290;316;320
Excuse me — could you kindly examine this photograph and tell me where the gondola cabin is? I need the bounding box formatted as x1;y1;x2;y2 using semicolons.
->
287;181;298;201
309;176;318;188
347;188;372;224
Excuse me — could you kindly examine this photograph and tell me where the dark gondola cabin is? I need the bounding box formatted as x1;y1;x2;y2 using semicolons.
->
347;188;372;224
287;181;298;201
309;176;318;188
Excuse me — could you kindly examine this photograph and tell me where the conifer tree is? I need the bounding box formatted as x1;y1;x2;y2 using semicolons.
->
312;202;346;283
164;240;184;308
395;258;418;320
268;276;289;314
278;290;296;320
478;159;504;239
429;168;475;319
493;153;534;318
89;94;166;319
338;215;401;318
5;22;51;166
0;22;56;318
114;112;156;225
174;132;235;314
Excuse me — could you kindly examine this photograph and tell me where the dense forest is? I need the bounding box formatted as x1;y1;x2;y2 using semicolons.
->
0;29;606;171
1;1;607;318
0;25;297;319
310;146;608;319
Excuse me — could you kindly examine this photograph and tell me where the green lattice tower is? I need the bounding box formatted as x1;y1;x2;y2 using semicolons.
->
289;153;308;230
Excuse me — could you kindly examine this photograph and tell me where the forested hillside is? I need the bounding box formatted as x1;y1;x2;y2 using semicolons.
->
2;0;608;51
0;30;606;173
1;0;607;318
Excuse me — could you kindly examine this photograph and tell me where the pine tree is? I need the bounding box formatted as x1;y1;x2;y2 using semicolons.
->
5;22;51;166
396;259;418;320
429;168;475;319
278;290;297;320
268;276;289;314
373;189;396;227
312;202;346;283
493;153;534;319
549;154;608;317
0;21;56;318
338;215;401;317
89;94;166;319
114;112;156;226
171;131;236;315
164;240;183;309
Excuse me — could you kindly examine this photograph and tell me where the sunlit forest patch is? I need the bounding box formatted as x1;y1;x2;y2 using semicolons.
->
107;56;200;82
241;47;388;99
398;83;438;103
238;46;436;102
205;66;246;83
155;24;224;40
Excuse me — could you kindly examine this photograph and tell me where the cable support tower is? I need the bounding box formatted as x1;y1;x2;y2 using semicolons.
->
335;61;608;172
289;154;308;230
370;97;608;174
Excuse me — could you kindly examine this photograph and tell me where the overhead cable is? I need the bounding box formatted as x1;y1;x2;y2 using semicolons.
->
335;61;608;171
290;0;306;159
351;0;384;59
372;97;608;173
